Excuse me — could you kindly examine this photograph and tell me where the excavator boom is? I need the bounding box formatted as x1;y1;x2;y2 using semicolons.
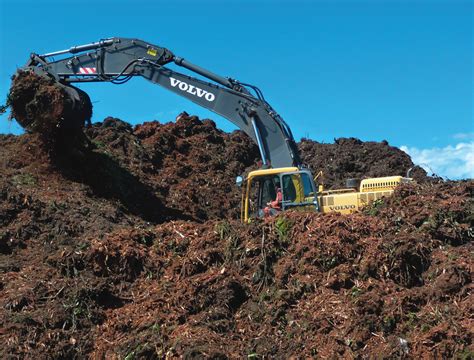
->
22;37;301;168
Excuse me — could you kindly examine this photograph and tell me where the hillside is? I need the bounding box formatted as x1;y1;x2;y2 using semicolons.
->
0;114;472;359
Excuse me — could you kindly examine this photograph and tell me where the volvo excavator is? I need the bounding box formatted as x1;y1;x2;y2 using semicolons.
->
14;37;411;222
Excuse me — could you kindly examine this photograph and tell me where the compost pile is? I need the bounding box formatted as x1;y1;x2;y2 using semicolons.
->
299;138;429;187
1;80;472;359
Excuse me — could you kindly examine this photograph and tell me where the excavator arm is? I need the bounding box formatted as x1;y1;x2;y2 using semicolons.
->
22;37;301;168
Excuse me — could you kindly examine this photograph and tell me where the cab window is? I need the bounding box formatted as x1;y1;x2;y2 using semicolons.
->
301;173;315;197
282;175;297;202
259;177;277;207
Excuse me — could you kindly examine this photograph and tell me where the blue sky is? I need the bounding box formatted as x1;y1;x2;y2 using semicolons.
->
0;0;472;178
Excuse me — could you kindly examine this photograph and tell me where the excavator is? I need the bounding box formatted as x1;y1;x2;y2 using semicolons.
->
15;37;411;222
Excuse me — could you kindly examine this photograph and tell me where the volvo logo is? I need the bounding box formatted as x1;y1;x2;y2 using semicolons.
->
170;77;216;102
329;204;356;211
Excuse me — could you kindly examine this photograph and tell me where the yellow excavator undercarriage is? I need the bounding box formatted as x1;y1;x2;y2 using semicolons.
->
238;167;411;222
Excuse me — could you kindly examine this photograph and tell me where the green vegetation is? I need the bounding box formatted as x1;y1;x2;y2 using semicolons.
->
124;344;150;360
215;220;232;240
364;198;384;216
274;216;293;245
12;173;37;186
91;139;106;148
455;348;474;360
350;286;363;298
215;220;242;264
382;316;397;334
63;294;92;330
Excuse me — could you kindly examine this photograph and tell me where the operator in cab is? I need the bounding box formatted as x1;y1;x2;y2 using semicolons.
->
263;184;283;217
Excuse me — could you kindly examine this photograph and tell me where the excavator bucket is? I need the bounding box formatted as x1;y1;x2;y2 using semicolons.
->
8;69;92;137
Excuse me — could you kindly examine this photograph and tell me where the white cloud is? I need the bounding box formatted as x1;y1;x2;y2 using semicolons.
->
400;142;474;180
453;132;474;140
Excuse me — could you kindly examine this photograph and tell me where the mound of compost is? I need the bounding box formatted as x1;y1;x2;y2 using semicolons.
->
0;111;472;358
83;115;260;221
0;143;471;358
299;137;429;188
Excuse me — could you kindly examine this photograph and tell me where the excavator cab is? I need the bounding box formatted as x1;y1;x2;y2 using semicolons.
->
240;167;319;222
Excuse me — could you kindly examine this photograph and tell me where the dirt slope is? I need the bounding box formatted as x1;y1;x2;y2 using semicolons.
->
0;113;471;359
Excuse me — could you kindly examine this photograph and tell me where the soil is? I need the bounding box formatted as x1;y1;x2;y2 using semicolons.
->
0;81;472;358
